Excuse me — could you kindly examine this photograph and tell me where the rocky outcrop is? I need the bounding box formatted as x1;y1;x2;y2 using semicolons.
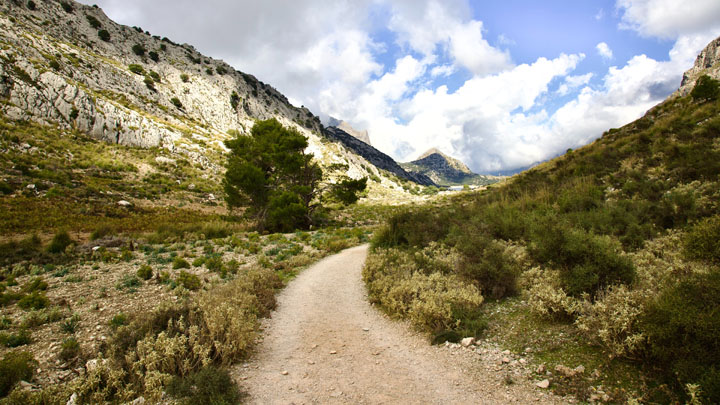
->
401;148;502;186
676;35;720;96
324;126;435;186
327;117;371;145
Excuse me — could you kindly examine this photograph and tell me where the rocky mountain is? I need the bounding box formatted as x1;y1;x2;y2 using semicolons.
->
327;117;371;145
676;36;720;96
324;126;435;186
401;148;503;186
0;0;430;202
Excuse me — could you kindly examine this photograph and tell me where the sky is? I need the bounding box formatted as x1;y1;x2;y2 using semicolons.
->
79;0;720;174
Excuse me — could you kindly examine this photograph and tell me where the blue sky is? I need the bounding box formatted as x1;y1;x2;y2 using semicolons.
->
81;0;720;173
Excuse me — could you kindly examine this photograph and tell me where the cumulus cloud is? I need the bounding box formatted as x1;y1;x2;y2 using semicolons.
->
616;0;720;39
596;42;614;60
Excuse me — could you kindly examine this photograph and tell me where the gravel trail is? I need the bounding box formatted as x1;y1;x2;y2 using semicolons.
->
237;244;567;404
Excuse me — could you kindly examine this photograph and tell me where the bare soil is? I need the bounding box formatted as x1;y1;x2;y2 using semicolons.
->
237;244;570;404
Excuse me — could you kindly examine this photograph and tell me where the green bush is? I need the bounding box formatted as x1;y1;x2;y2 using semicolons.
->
144;76;155;91
0;329;31;348
85;14;101;29
21;277;47;293
47;230;73;254
128;64;144;75
148;51;159;62
180;73;189;83
109;313;128;328
176;271;200;290
98;29;110;42
136;265;153;280
691;74;720;102
230;91;240;109
89;225;114;241
149;70;161;82
17;292;49;310
167;366;241;405
451;232;520;300
61;314;80;334
371;209;451;249
216;66;227;75
529;221;634;297
684;215;720;263
172;257;190;270
0;351;36;397
26;1;35;10
170;97;183;109
59;337;80;361
60;1;73;13
132;44;146;56
642;269;720;403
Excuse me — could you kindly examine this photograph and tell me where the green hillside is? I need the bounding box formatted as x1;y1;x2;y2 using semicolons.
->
364;80;720;403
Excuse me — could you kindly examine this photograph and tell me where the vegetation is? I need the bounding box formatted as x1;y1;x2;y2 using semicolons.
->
0;351;36;396
132;44;146;56
98;30;110;42
170;97;183;109
223;118;366;232
364;82;720;402
85;15;101;29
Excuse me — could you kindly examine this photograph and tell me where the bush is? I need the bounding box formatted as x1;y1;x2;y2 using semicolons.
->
180;73;189;83
136;265;153;280
60;1;73;13
691;74;720;102
17;292;49;310
0;351;36;397
230;91;240;109
684;215;720;263
85;14;101;29
170;97;183;109
371;209;451;249
529;222;635;297
148;51;159;62
47;230;73;254
109;313;128;328
98;29;110;42
26;1;35;10
176;271;200;290
61;314;80;334
0;329;31;348
132;44;146;56
128;64;144;75
149;70;161;82
167;366;241;405
642;269;720;403
451;232;520;300
89;225;114;241
59;337;80;361
172;257;190;270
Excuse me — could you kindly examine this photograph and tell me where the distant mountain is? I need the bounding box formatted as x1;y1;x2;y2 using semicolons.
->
401;148;503;186
324;127;435;186
327;117;371;145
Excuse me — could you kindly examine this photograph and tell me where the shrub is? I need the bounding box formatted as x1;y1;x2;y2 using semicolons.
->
132;44;146;56
98;29;110;42
61;314;80;334
172;257;190;270
109;313;128;328
47;230;73;254
204;256;223;273
149;70;161;82
167;366;241;405
59;337;80;361
684;215;720;263
26;1;35;10
216;66;227;75
89;225;114;241
371;209;451;249
136;265;153;280
128;64;144;75
21;277;47;293
205;67;213;75
451;232;520;300
148;51;159;62
0;329;31;348
529;222;635;297
17;292;49;310
170;97;183;109
85;14;101;29
230;91;240;109
60;1;73;13
180;73;189;83
691;74;720;102
0;351;36;397
176;271;200;290
642;269;720;403
116;274;140;290
144;76;155;91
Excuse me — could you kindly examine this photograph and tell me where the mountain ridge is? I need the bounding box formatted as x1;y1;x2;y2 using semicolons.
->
401;148;503;187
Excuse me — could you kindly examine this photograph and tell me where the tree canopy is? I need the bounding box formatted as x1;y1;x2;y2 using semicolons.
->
223;119;366;232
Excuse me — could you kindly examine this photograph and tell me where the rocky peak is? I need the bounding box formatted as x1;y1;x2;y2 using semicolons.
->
327;117;371;145
676;35;720;96
415;148;473;175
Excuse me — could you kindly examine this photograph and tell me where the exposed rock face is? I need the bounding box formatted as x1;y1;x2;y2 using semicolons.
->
401;148;502;186
327;117;372;145
676;35;720;96
324;126;435;186
0;0;432;197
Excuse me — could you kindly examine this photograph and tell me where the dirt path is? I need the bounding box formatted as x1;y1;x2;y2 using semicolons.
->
237;244;568;404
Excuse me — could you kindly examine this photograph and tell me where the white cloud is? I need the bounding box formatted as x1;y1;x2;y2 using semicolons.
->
616;0;720;39
596;42;614;60
557;73;594;96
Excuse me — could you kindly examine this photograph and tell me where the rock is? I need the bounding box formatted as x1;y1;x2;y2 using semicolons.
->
502;349;511;355
117;200;132;207
460;337;476;347
85;358;108;373
281;370;288;375
555;365;578;378
19;380;34;390
536;379;550;389
536;364;546;374
155;156;176;165
574;365;585;374
66;393;78;405
330;350;337;355
519;358;527;365
130;397;145;405
502;357;511;364
207;193;216;201
362;327;370;332
26;184;36;190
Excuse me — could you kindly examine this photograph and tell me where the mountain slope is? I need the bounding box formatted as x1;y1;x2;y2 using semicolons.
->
401;148;502;186
0;0;428;204
326;117;371;145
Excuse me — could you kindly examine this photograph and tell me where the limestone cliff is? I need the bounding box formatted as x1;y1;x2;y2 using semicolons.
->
676;35;720;96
